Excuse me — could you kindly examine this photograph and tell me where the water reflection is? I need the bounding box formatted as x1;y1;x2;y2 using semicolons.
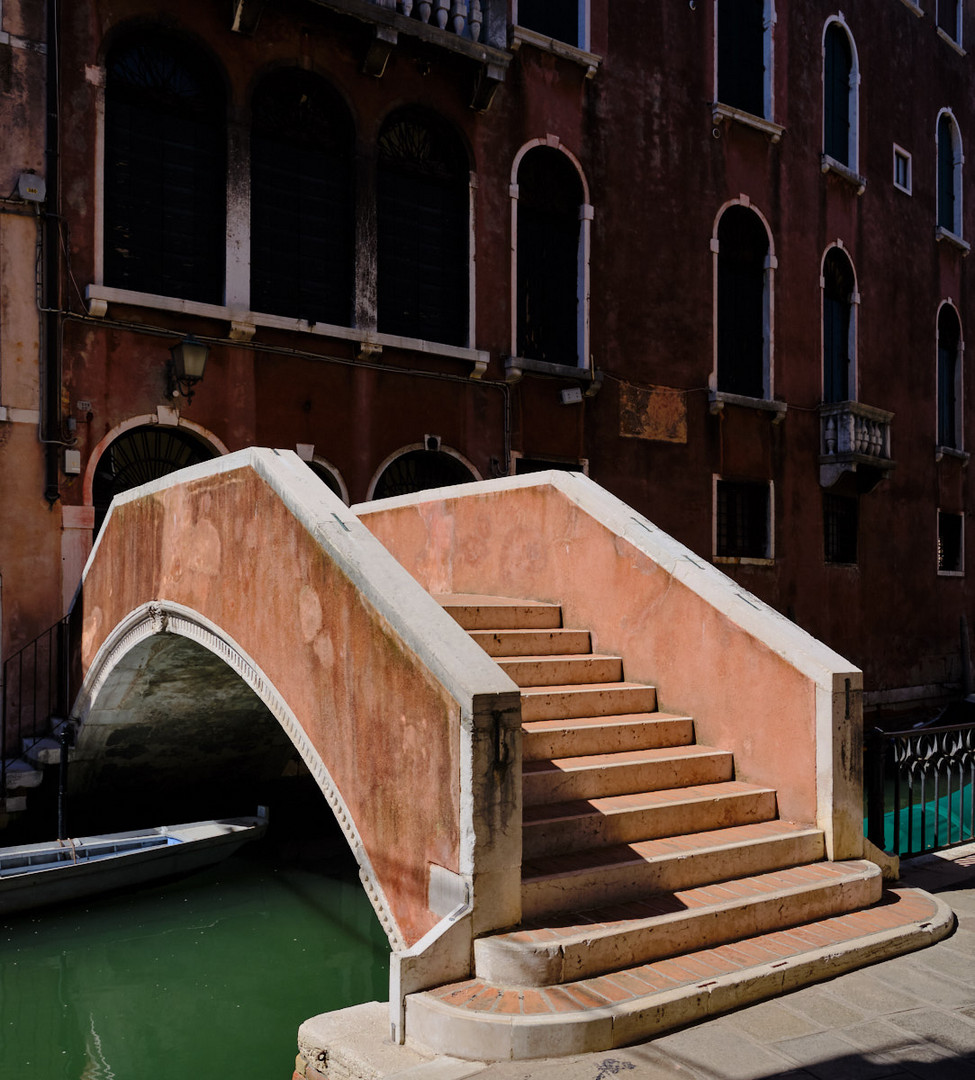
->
0;845;390;1079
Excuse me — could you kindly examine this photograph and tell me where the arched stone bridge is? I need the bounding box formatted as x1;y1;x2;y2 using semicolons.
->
72;448;946;1061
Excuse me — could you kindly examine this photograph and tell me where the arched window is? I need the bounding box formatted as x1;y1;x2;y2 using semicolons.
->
717;0;771;120
938;304;963;450
716;205;771;399
516;146;585;366
823;247;856;403
371;448;476;499
251;70;354;325
104;31;226;303
92;425;218;533
937;111;963;237
823;21;858;170
377;109;470;346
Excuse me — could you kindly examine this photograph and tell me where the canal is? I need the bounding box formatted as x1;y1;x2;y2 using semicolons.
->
0;795;391;1079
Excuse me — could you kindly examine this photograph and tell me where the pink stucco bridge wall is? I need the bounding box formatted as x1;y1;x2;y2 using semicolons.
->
71;449;864;1042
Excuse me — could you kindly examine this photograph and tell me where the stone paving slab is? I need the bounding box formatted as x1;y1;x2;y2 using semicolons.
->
294;845;975;1080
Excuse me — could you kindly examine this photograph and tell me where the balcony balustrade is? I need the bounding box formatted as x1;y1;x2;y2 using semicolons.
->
302;0;510;107
819;400;895;490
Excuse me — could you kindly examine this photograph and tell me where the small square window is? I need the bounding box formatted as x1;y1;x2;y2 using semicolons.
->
938;510;964;573
716;479;771;560
824;493;858;565
893;145;912;194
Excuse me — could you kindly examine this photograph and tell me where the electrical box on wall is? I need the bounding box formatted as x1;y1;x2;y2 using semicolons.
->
18;173;46;202
64;449;81;475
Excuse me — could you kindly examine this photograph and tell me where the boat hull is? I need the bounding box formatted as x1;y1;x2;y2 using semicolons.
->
0;815;267;917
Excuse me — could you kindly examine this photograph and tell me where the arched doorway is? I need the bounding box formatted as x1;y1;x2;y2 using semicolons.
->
370;447;477;500
92;424;219;532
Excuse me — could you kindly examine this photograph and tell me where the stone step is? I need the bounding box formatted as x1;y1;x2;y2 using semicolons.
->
469;628;592;657
2;758;44;791
408;888;953;1061
520;682;658;722
521;820;826;918
475;860;883;987
522;781;778;859
523;712;695;762
438;594;562;631
497;654;623;687
24;737;62;766
522;745;734;806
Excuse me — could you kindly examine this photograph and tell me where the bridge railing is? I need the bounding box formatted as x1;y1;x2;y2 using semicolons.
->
866;719;975;858
1;612;77;798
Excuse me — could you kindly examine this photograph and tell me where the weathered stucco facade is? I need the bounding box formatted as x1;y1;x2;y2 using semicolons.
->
3;1;975;727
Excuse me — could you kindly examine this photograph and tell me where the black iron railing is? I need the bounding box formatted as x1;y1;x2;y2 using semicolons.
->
866;720;975;858
1;616;74;801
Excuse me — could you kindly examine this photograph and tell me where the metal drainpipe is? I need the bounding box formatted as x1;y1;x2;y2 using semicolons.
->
41;0;62;506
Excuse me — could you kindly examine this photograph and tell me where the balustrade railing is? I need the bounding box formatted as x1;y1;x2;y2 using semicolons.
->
373;0;486;41
866;720;975;858
820;400;893;462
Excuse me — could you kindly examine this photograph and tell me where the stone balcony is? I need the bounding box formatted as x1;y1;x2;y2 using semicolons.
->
819;400;895;491
301;0;511;108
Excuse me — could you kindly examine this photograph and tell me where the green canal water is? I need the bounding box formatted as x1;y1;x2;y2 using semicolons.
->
0;832;390;1079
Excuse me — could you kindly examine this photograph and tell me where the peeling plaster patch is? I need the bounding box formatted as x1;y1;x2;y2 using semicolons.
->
619;381;687;444
299;585;324;642
184;519;221;576
313;634;335;669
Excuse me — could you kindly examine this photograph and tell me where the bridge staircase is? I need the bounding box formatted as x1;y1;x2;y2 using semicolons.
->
404;595;950;1059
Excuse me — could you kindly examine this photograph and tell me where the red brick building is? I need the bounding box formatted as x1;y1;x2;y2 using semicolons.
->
2;0;973;727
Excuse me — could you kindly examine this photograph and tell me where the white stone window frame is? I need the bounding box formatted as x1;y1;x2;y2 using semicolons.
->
936;107;968;252
711;0;783;141
820;15;864;192
820;240;860;404
937;508;965;576
708;195;781;414
935;298;967;460
893;143;913;194
712;474;776;566
294;444;351;505
897;0;924;15
937;0;965;52
86;59;488;376
507;135;593;379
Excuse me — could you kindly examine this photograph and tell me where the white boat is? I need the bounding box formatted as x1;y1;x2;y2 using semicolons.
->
0;810;268;917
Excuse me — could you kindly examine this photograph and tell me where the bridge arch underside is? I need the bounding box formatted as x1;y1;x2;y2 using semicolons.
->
70;633;298;826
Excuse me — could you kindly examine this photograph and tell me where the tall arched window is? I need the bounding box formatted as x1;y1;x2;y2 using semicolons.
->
937;111;963;237
377;109;469;346
104;31;226;303
823;20;858;170
823;247;856;403
938;304;963;450
516;146;585;366
251;70;354;325
716;205;771;399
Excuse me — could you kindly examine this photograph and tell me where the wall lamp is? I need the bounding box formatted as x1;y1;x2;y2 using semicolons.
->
168;334;209;404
